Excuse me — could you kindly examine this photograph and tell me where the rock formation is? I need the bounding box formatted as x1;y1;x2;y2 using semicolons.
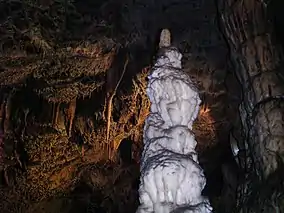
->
137;37;212;213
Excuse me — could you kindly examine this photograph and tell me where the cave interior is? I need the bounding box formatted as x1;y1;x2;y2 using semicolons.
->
0;0;284;213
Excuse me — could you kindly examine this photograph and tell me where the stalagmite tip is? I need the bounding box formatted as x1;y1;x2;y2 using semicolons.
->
159;28;171;48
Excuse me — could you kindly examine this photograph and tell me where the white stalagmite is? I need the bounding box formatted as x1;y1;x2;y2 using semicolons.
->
136;45;213;213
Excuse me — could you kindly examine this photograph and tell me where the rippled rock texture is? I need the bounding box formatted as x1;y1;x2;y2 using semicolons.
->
137;46;212;213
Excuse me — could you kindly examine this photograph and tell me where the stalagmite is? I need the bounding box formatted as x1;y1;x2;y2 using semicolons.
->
137;30;212;213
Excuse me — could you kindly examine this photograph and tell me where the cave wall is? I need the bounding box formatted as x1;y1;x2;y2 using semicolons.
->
219;0;284;178
218;0;284;211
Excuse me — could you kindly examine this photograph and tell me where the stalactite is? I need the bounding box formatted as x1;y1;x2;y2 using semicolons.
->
4;91;13;134
0;99;4;167
51;102;55;126
0;99;5;131
53;103;60;128
66;98;76;136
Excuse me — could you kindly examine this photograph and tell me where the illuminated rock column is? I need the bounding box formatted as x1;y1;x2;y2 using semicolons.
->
137;46;212;213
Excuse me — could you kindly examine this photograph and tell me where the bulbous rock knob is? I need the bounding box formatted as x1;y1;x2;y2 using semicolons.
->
159;28;171;48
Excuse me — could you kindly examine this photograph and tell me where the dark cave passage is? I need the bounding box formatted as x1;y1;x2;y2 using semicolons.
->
118;138;133;165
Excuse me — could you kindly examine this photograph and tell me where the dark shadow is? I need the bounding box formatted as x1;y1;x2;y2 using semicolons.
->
68;182;105;213
267;0;284;49
118;138;133;165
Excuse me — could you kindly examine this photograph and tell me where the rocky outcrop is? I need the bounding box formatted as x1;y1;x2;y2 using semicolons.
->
218;0;284;211
218;0;284;179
